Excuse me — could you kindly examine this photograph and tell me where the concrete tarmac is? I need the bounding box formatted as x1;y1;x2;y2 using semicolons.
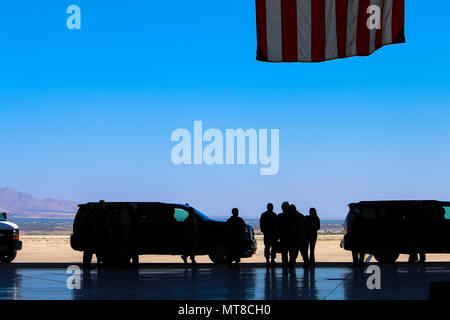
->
0;262;447;300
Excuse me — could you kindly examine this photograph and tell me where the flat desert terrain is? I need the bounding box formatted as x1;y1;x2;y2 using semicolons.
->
13;235;450;264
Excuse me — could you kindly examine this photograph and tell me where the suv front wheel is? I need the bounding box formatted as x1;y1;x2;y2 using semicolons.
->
209;243;227;264
0;251;17;263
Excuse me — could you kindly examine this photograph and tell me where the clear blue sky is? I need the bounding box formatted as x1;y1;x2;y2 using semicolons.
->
1;1;449;218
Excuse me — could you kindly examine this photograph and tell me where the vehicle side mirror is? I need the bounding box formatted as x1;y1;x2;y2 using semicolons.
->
0;212;6;220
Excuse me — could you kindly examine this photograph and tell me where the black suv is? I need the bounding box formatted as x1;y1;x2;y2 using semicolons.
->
341;200;450;263
0;212;22;263
71;202;257;264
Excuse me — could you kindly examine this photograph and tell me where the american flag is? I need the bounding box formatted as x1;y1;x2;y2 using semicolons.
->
255;0;405;62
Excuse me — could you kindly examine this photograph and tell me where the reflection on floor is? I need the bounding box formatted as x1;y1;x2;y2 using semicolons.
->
0;263;447;300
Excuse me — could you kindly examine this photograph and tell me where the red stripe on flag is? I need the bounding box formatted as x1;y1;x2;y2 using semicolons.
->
356;0;371;55
255;0;268;61
281;0;298;61
311;0;326;62
392;0;405;43
336;0;349;58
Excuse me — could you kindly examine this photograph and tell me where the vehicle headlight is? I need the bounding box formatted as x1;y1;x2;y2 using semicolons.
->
12;229;19;240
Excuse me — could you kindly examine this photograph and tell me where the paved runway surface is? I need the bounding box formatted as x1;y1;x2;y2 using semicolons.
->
0;262;447;300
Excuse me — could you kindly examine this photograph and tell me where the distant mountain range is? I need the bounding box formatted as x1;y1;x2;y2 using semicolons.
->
0;187;78;218
0;187;343;221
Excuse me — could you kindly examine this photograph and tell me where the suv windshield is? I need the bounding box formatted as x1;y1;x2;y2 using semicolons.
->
193;208;213;222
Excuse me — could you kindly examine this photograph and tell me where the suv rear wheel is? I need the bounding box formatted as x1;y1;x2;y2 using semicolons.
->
209;243;227;264
374;244;399;264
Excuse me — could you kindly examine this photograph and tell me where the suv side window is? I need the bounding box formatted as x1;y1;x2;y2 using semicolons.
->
443;207;450;220
378;207;387;217
174;208;189;222
361;208;377;219
420;206;444;220
140;205;173;222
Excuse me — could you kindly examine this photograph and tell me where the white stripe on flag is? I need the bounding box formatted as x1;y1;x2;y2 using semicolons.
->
266;0;283;61
382;0;393;44
325;0;338;60
297;0;312;61
346;0;360;56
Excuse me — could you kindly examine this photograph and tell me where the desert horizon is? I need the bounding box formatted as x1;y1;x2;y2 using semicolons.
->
14;234;450;264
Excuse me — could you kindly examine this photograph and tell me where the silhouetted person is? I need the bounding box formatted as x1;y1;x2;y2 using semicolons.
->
292;205;310;268
226;208;246;269
73;205;87;265
409;202;426;263
112;205;132;267
416;203;427;263
110;205;121;266
277;202;289;267
260;203;279;266
278;202;301;267
95;200;113;266
182;207;200;265
348;204;365;267
128;203;140;266
306;208;320;265
78;204;96;269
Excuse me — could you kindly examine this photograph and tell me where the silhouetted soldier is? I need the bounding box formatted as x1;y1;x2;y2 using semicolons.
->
94;200;113;266
73;205;86;264
226;208;246;269
277;202;290;267
128;203;140;266
348;204;365;267
110;205;121;266
409;202;426;263
260;203;279;266
114;205;132;267
278;202;301;267
292;205;310;268
182;207;200;265
416;202;427;263
78;204;96;269
306;208;320;265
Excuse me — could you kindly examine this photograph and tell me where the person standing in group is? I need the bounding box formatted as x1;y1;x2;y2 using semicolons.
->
260;203;279;266
306;208;320;266
128;203;140;266
347;204;365;267
115;204;132;267
408;201;426;264
226;208;247;269
75;204;95;269
278;202;300;267
182;207;200;265
291;204;310;268
94;200;114;266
